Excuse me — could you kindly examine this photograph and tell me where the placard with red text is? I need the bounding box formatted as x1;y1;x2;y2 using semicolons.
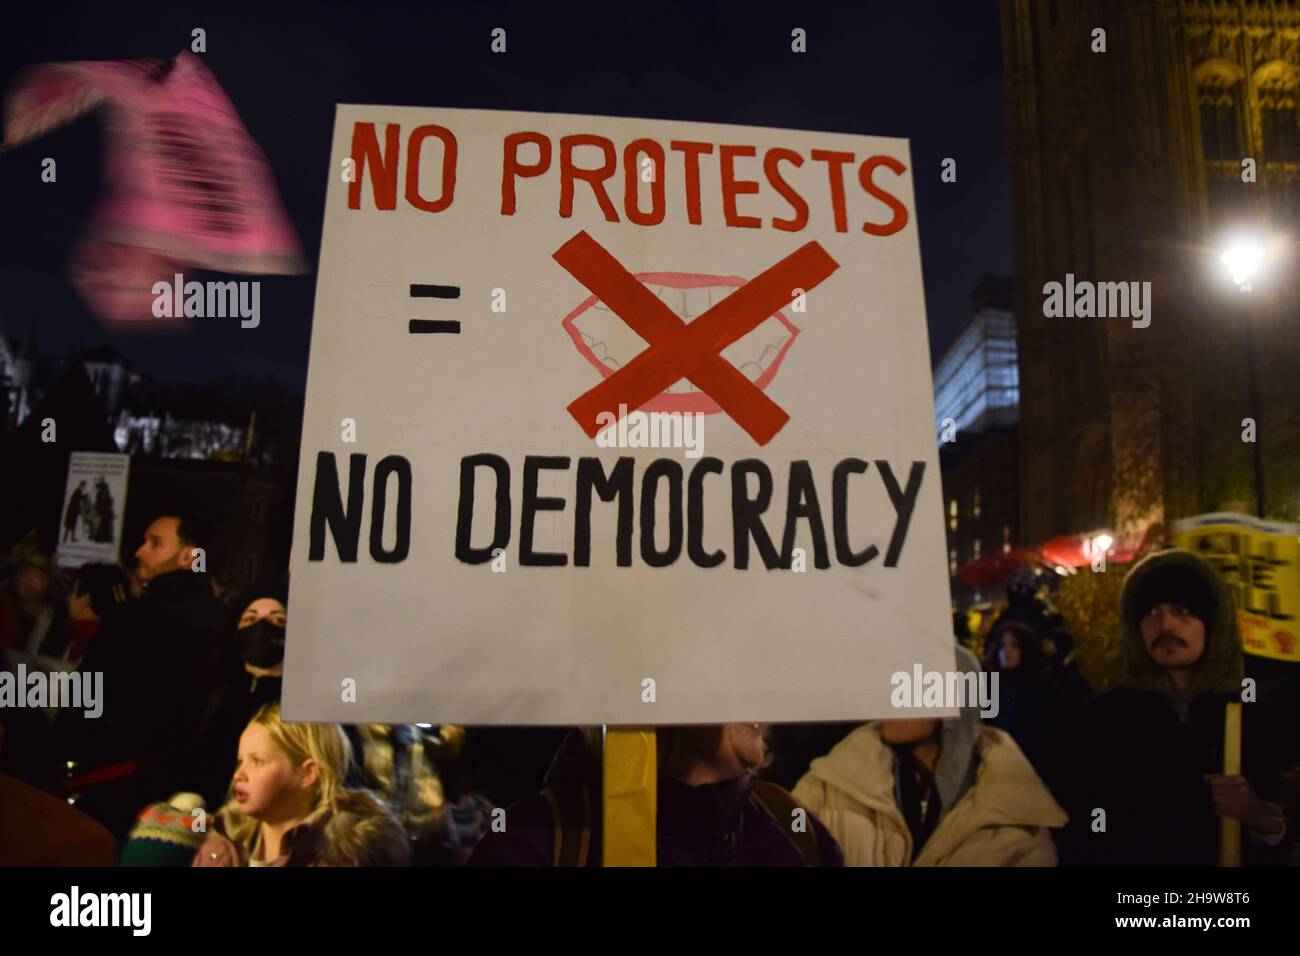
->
284;105;954;725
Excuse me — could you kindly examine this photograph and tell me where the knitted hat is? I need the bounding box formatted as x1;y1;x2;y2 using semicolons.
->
1130;562;1216;629
119;795;207;867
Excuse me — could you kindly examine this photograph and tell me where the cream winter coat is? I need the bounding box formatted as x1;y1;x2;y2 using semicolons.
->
793;723;1067;866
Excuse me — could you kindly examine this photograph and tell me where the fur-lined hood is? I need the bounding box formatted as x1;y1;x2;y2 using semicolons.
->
1118;548;1243;699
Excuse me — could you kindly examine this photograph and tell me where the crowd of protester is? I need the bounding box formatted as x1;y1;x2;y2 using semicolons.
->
2;511;1298;867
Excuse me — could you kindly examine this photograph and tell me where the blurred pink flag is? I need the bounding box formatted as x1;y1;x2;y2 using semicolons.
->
2;52;305;326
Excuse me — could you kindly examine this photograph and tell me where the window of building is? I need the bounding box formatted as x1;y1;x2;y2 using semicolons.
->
1002;524;1011;554
1199;78;1241;160
973;538;982;560
1260;78;1299;162
973;488;982;519
948;498;958;532
949;548;958;577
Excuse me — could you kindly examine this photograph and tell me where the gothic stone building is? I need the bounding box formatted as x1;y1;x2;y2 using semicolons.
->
1002;0;1300;545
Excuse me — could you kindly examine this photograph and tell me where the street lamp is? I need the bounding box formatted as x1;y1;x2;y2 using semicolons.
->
1218;238;1270;518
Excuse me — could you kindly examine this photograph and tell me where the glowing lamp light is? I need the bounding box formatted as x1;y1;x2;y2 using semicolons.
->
1220;242;1266;290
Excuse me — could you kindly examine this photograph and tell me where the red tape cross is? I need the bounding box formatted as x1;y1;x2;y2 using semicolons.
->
554;231;840;446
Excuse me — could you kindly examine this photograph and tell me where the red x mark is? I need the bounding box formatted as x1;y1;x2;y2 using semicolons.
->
554;232;840;445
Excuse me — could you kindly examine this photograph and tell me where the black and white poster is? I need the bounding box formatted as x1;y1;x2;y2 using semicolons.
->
56;452;131;569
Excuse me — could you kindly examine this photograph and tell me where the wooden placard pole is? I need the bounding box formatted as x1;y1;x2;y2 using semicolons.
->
1220;701;1242;867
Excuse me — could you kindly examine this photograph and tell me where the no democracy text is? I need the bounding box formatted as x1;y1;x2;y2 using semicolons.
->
308;452;925;570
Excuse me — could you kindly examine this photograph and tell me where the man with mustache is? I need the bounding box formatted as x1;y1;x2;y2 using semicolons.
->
1057;549;1291;865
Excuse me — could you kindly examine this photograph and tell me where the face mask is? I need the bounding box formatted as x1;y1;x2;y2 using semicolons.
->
239;619;285;668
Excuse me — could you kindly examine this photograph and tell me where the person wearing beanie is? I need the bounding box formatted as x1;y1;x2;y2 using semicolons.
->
792;646;1067;866
1056;549;1292;866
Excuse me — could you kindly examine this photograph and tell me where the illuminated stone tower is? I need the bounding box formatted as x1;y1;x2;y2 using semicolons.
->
1002;0;1300;546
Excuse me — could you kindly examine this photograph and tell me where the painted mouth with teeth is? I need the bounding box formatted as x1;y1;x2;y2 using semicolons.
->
561;272;800;414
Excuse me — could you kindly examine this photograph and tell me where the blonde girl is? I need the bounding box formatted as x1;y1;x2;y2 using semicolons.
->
193;704;409;866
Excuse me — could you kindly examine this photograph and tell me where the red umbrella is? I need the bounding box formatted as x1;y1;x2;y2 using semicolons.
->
1038;529;1153;568
957;549;1039;588
1038;535;1089;568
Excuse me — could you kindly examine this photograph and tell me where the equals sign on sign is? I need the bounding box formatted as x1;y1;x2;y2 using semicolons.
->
409;284;461;333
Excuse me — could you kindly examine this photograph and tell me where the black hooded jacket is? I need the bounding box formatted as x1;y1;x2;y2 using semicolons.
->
1057;550;1295;866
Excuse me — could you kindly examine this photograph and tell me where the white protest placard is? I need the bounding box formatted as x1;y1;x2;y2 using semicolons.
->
284;105;955;725
57;452;130;569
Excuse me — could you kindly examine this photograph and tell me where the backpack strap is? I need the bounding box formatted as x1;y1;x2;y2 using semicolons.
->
540;782;592;867
750;779;821;867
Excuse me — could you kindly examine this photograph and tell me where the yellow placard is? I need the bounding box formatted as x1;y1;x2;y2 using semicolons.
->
1172;513;1300;663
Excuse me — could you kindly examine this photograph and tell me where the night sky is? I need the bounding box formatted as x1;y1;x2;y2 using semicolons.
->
0;0;1011;390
